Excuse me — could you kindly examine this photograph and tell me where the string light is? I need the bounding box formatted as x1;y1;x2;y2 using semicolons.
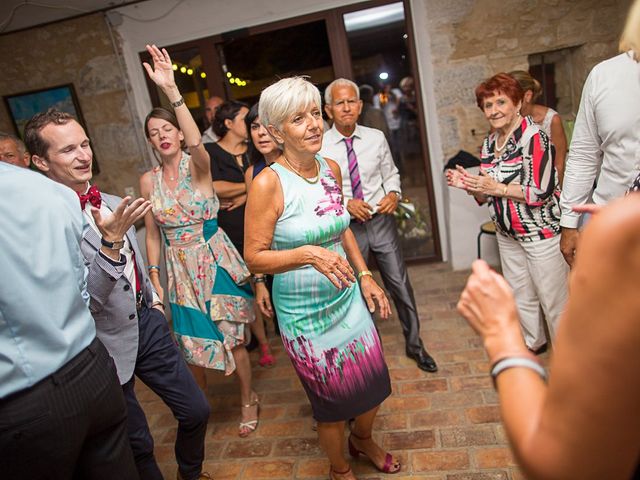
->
186;68;193;75
172;64;178;71
200;72;206;79
226;72;232;78
180;66;187;73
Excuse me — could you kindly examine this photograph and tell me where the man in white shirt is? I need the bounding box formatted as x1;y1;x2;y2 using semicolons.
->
202;95;224;144
559;51;640;266
321;78;437;373
28;109;212;480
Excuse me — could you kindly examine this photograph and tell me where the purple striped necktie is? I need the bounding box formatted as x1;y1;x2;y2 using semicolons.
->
344;137;364;200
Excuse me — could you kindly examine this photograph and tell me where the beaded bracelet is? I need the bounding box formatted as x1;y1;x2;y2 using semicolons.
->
253;275;266;284
147;265;160;273
490;356;547;389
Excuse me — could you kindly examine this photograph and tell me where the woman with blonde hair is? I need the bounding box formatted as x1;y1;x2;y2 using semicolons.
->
509;70;568;186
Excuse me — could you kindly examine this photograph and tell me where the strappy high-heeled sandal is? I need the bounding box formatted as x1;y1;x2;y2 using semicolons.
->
348;432;400;474
258;343;275;367
239;392;259;437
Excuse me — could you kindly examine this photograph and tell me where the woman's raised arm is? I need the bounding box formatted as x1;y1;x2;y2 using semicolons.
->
143;44;210;179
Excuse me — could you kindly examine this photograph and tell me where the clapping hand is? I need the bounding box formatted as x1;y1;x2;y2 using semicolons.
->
445;167;466;189
460;167;499;196
142;44;176;92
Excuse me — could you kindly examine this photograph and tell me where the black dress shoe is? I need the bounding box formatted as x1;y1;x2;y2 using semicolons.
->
406;349;438;372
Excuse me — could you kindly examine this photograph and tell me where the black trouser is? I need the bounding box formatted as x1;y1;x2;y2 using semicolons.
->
0;337;138;480
123;305;210;480
350;214;425;355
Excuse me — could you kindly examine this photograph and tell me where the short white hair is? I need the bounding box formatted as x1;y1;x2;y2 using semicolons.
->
259;77;322;131
324;78;360;105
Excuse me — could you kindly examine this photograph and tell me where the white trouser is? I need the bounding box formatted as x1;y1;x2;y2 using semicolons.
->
496;233;569;350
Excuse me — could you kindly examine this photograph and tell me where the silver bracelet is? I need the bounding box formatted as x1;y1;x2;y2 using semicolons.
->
490;356;547;389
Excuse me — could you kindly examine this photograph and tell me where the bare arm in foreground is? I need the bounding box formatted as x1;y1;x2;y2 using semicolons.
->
458;195;640;479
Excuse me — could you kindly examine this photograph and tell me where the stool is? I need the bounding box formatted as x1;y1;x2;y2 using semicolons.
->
477;221;496;259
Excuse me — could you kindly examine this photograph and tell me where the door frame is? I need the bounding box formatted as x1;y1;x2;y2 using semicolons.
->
139;0;442;262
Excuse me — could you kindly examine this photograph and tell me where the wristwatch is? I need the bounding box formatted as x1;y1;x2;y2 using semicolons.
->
101;237;125;250
390;190;401;198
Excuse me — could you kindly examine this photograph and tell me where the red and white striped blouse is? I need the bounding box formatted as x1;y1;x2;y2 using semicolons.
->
480;116;561;242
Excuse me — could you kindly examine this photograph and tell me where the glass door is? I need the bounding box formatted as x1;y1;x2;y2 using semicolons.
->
217;20;335;106
342;2;436;260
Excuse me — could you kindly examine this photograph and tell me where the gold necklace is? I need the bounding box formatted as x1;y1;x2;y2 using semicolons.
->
282;155;320;184
495;115;521;153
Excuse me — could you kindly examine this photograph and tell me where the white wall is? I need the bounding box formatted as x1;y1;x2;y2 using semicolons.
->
113;0;473;268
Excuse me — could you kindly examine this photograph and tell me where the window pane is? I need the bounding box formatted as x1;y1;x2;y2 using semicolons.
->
219;20;334;105
344;3;436;259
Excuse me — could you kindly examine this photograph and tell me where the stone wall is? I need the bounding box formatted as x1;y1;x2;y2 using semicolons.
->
0;13;148;195
423;0;631;162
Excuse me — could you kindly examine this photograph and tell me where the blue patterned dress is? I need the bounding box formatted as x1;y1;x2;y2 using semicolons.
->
270;156;391;422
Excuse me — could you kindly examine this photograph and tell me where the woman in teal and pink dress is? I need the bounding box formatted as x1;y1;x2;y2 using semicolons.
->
244;77;399;480
139;44;259;438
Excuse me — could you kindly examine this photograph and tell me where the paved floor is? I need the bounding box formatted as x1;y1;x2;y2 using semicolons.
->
137;262;532;479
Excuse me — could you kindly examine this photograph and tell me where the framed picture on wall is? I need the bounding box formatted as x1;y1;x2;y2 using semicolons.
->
3;84;99;173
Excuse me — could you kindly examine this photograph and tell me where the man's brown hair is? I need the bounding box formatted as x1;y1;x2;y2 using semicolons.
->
24;108;76;158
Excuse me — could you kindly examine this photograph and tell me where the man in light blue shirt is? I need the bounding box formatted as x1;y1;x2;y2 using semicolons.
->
0;162;137;478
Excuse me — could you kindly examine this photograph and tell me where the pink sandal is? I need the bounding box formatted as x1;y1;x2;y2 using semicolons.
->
348;432;400;474
258;343;275;367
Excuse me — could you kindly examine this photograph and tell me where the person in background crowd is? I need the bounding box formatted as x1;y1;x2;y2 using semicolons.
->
446;73;567;354
243;103;278;366
245;77;398;480
0;132;30;167
509;70;568;186
321;78;438;373
559;0;640;268
358;84;390;143
373;82;402;171
0;161;138;479
139;45;258;441
205;101;251;256
202;96;224;144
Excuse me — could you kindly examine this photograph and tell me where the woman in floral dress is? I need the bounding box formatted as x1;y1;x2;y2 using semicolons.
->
139;44;259;437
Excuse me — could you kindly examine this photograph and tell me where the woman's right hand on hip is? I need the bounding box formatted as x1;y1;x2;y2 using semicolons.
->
305;245;356;289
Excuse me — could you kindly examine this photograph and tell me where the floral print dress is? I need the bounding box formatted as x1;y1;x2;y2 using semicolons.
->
150;153;254;374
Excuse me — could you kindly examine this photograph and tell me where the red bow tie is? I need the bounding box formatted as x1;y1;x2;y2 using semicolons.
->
78;185;102;210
